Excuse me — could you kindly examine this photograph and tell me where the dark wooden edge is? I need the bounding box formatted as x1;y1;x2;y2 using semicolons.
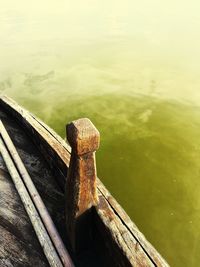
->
0;96;169;267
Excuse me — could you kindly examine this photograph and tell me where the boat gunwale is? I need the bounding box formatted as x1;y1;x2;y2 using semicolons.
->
0;95;169;267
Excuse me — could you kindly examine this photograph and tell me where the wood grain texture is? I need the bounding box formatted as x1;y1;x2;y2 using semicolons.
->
67;118;100;155
0;137;63;267
0;105;68;267
0;160;49;267
0;120;74;267
0;96;170;267
66;118;99;252
0;96;70;188
97;179;167;267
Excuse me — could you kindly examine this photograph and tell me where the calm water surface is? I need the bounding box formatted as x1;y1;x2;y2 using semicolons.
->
1;1;200;266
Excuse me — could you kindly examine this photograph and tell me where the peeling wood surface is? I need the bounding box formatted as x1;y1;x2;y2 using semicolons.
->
0;96;169;267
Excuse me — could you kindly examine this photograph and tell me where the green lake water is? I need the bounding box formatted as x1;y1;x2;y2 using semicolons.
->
2;1;200;266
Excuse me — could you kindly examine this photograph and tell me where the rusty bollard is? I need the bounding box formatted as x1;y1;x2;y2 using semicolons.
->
65;118;100;253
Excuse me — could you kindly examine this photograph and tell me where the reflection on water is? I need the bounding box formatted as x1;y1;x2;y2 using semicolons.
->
1;1;200;266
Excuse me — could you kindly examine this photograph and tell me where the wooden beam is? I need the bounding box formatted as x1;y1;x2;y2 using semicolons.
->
65;118;100;253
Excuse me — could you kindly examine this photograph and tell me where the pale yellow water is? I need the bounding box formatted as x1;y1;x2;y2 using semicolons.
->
1;1;200;266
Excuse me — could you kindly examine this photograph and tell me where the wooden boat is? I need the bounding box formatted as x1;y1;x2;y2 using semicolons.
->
0;96;169;267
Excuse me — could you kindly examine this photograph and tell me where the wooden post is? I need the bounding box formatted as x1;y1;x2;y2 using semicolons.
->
65;118;100;253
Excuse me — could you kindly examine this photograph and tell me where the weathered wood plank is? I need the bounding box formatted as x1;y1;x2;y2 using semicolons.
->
0;169;49;267
97;179;167;267
0;137;63;267
0;96;169;267
0;108;66;232
0;107;67;267
0;224;47;267
95;193;154;267
0;96;70;188
0;120;74;267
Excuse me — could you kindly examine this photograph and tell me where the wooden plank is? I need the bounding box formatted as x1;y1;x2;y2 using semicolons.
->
0;96;70;188
96;180;166;267
0;169;49;267
0;96;169;266
0;138;63;267
0;108;66;224
0;224;47;267
95;193;154;267
0;120;74;267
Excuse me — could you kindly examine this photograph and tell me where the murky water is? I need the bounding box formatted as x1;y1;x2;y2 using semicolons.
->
1;1;200;266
